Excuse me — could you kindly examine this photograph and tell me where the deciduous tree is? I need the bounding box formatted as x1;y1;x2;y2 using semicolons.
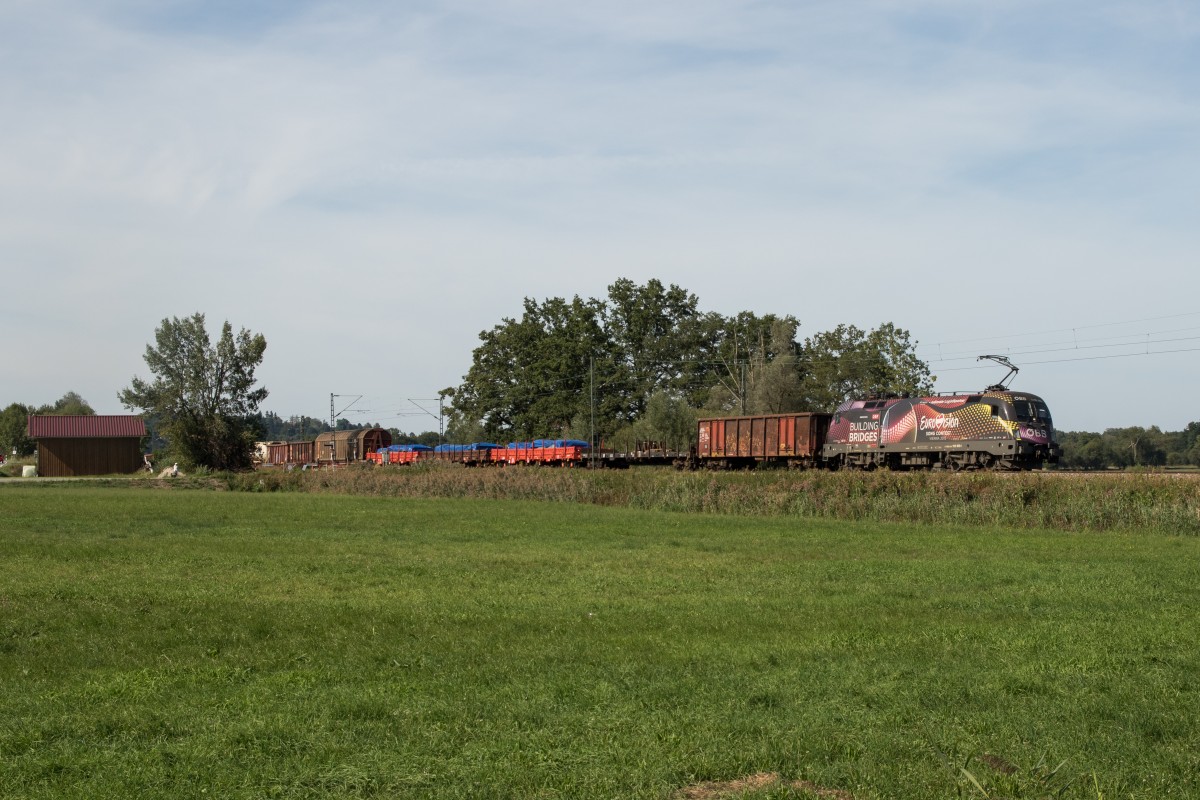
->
745;318;805;414
798;322;932;410
0;403;34;457
451;295;608;440
36;391;96;416
119;313;268;470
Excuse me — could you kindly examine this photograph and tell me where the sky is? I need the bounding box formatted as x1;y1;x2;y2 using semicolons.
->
3;0;1199;433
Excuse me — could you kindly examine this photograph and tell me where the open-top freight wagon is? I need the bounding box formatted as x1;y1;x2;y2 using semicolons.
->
692;412;832;469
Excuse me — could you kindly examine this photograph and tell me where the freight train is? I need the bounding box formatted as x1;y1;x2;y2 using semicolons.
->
695;388;1059;471
262;388;1059;472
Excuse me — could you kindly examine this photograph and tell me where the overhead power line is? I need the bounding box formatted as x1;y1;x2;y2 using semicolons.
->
916;310;1200;353
925;334;1200;367
933;346;1200;372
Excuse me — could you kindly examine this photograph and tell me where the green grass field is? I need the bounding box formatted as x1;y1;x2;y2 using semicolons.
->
1;487;1198;799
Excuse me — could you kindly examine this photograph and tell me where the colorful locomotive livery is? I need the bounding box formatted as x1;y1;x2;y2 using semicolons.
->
823;390;1059;470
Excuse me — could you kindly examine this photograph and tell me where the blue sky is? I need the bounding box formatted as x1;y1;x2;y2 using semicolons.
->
4;0;1199;432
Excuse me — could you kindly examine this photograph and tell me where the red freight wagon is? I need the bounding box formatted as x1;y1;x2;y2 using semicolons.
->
492;445;532;465
369;445;433;466
391;450;430;466
494;440;589;466
528;444;588;466
695;413;831;468
432;444;499;466
367;450;428;466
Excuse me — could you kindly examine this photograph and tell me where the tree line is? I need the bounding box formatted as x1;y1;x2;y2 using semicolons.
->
8;290;1196;472
10;386;1198;471
255;413;441;449
1;392;96;457
1057;425;1200;469
442;278;933;448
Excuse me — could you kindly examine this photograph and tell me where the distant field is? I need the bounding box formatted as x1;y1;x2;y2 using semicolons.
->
1;488;1198;799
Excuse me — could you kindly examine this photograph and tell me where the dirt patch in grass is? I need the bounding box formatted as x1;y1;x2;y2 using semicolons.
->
979;753;1018;775
673;772;853;799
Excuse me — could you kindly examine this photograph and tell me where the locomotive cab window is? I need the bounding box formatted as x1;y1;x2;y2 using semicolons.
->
1013;400;1053;425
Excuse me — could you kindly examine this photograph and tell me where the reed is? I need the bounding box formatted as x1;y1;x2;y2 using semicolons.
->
214;466;1200;534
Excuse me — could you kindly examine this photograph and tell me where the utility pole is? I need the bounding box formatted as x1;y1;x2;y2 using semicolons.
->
589;356;595;469
407;399;444;443
740;362;747;414
330;394;363;430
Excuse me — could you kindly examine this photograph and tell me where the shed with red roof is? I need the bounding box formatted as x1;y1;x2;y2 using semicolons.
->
26;415;147;477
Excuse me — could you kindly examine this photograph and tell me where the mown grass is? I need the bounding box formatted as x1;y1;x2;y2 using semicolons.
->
1;488;1198;799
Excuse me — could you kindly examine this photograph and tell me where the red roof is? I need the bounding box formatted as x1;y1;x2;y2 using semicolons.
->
27;415;147;439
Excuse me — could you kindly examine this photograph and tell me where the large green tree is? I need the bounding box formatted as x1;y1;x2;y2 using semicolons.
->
698;311;785;413
610;389;697;452
798;322;933;410
119;313;268;470
745;317;805;414
446;279;934;442
450;295;608;440
601;278;704;420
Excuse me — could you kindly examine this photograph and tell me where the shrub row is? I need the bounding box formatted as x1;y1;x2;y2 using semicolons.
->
217;466;1200;534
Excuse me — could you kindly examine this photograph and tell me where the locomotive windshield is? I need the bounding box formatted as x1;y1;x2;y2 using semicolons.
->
1012;399;1052;426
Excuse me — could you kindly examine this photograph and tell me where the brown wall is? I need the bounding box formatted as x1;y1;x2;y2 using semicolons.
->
36;438;143;477
313;428;392;463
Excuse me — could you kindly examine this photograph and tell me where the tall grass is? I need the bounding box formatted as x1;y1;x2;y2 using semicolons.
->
201;466;1200;534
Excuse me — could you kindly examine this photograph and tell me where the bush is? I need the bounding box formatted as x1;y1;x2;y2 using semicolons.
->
203;466;1200;535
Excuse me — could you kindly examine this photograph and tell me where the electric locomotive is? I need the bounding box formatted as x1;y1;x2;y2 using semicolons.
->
822;389;1059;471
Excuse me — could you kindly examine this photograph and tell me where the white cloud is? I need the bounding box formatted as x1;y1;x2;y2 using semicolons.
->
3;0;1198;430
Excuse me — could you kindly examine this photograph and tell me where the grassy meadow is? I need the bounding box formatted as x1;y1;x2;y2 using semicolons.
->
1;486;1198;798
